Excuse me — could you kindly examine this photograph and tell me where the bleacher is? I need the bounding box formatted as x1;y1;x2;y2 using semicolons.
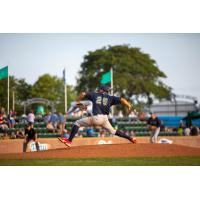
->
1;117;179;138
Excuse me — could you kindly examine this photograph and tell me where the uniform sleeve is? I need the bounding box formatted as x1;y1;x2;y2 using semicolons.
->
32;128;36;134
111;96;121;105
85;92;93;101
157;119;161;127
25;128;28;135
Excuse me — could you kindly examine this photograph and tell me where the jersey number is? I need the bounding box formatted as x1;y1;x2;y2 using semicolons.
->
96;97;108;106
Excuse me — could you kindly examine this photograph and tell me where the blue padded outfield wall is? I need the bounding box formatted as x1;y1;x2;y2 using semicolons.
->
158;116;200;128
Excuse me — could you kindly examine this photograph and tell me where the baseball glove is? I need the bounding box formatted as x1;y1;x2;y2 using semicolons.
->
76;103;87;111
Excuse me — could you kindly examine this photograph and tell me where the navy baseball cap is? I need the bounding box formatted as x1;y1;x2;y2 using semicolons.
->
99;85;110;93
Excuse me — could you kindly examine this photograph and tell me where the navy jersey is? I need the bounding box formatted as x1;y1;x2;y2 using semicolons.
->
147;117;161;128
25;128;36;139
85;92;121;115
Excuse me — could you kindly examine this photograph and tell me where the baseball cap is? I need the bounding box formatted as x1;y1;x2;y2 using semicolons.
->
149;111;154;115
99;85;110;93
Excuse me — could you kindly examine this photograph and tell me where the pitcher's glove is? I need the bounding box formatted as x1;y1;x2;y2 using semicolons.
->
76;103;87;111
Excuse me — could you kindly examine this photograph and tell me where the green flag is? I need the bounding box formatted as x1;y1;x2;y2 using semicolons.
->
0;66;8;80
100;70;111;84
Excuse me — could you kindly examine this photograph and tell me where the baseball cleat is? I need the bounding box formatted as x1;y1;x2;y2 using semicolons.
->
58;137;66;143
129;137;137;144
58;137;72;147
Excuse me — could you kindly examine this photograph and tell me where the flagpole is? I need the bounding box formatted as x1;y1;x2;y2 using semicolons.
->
13;91;15;111
7;66;9;114
64;68;67;113
65;84;67;113
111;67;114;116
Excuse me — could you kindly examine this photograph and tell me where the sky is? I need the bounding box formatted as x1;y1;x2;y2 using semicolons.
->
0;33;200;101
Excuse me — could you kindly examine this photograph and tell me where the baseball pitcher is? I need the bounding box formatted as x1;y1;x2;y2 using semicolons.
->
58;85;137;147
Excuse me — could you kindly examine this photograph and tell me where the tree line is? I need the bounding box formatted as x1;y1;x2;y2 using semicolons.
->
0;44;172;115
0;74;76;114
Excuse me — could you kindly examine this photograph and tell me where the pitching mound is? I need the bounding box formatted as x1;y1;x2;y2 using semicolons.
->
1;143;200;160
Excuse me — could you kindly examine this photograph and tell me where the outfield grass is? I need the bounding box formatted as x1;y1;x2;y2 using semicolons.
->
0;157;200;166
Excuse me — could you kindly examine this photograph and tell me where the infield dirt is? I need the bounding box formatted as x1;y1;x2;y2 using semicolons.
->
0;143;200;160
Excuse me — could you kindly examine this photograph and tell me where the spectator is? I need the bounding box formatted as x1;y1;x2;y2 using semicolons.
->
0;111;8;134
36;112;43;122
190;126;199;136
49;112;58;130
46;122;55;133
184;127;191;136
99;127;106;137
8;110;16;128
118;111;123;118
21;113;27;124
177;123;184;136
86;127;95;137
44;112;51;124
27;110;35;124
16;129;24;139
128;111;137;120
58;112;66;136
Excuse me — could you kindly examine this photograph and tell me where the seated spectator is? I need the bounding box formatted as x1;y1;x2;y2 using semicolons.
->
46;122;55;133
58;112;66;136
118;111;123;118
86;127;94;137
184;127;191;136
21;114;27;124
49;112;58;130
190;126;199;136
177;123;184;136
27;110;35;124
8;110;16;128
0;111;8;133
99;128;106;137
36;112;43;122
16;129;25;139
128;111;137;120
44;112;51;124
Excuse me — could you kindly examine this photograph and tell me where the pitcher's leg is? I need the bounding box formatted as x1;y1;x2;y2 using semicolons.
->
63;117;92;143
102;117;136;143
68;124;80;142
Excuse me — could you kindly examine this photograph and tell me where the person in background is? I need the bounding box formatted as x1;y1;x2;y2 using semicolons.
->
184;127;191;136
147;112;161;143
37;112;43;122
0;111;8;134
46;121;55;133
27;110;35;124
44;112;51;124
50;112;58;131
86;127;95;137
23;122;39;152
8;110;16;128
21;113;27;124
58;112;66;137
190;126;199;136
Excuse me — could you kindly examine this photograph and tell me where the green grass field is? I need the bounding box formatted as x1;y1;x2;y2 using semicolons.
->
0;157;200;166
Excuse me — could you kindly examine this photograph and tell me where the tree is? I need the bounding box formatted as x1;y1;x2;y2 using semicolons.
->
0;76;32;114
31;74;76;113
76;45;172;110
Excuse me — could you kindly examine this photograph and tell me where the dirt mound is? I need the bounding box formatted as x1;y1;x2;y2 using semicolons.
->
1;143;200;160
